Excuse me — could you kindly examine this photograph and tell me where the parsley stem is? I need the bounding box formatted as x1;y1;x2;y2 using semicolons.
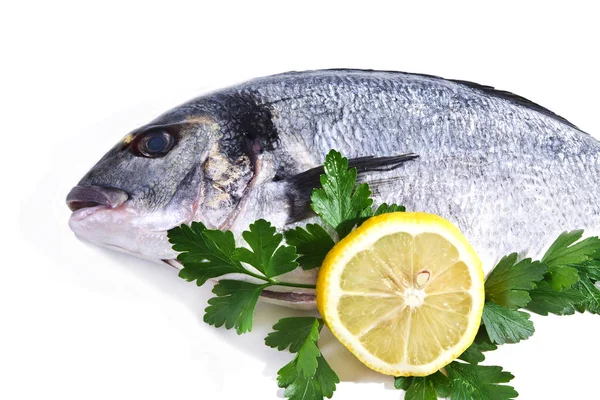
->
244;271;273;282
241;272;317;289
269;280;317;289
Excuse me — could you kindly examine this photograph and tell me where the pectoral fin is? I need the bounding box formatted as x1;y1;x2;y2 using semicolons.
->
283;153;418;223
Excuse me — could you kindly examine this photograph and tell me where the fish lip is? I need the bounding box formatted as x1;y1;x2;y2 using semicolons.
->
68;200;133;222
66;185;129;212
69;204;111;221
67;185;130;221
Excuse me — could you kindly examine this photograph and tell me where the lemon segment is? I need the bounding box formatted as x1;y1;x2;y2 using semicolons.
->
316;212;485;376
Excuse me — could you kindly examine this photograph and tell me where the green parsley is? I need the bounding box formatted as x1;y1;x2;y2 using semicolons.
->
232;219;299;278
445;362;518;400
546;264;580;291
573;259;600;281
526;280;586;316
457;330;497;365
169;222;247;286
285;224;335;270
541;230;600;267
268;317;339;400
394;362;517;400
168;149;600;400
394;372;451;400
484;254;546;309
481;301;534;344
526;230;600;315
167;219;315;335
395;328;516;400
310;149;373;238
373;202;406;215
204;280;270;334
572;278;600;314
278;356;339;400
265;317;323;352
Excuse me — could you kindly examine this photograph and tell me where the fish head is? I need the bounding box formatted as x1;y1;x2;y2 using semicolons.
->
66;96;264;261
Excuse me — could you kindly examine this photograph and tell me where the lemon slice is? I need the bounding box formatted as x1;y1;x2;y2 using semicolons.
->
316;212;484;376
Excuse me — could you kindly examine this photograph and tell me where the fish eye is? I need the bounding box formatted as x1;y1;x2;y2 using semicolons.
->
132;130;175;158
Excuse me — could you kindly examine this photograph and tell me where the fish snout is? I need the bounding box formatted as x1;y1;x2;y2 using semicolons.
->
66;185;129;212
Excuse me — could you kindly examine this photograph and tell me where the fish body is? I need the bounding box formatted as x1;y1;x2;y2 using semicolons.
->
67;70;600;307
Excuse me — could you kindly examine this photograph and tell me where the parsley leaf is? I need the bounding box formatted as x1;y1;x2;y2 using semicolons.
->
446;362;518;400
374;203;406;215
278;356;339;400
281;371;320;400
232;219;298;278
273;317;339;400
394;376;412;391
404;376;437;400
525;231;600;315
484;254;546;309
481;301;534;344
526;280;586;316
311;150;373;238
285;224;335;270
276;360;298;389
167;222;245;285
313;357;340;398
546;264;579;291
572;278;600;314
542;230;600;267
204;280;271;334
394;371;451;399
265;317;324;353
458;330;497;364
572;259;600;281
295;321;321;377
358;203;406;226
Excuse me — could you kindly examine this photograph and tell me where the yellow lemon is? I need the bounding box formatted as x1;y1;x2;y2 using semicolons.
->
316;212;484;376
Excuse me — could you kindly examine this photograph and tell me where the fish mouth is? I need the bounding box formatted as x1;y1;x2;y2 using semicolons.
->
69;204;111;221
66;185;129;216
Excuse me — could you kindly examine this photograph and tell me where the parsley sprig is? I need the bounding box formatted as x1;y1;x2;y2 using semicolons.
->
482;230;600;346
310;150;374;239
266;317;340;399
168;219;315;334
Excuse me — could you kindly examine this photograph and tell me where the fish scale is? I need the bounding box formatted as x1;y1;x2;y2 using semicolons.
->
236;71;600;270
67;69;600;308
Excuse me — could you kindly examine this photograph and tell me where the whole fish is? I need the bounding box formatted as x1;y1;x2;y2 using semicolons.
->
67;69;600;308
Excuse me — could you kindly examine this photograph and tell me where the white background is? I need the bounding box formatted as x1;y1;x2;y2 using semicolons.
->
2;1;600;399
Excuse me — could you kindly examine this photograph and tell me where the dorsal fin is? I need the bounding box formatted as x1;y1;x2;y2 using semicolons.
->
448;78;581;131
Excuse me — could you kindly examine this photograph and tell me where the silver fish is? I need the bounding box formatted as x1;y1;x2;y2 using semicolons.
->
66;69;600;308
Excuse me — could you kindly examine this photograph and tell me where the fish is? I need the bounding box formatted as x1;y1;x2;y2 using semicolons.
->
66;69;600;309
